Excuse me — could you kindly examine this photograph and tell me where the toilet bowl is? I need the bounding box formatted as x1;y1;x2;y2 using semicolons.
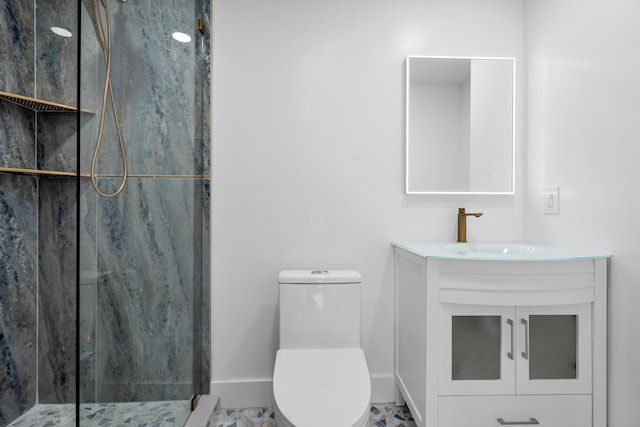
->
273;348;370;427
273;270;371;427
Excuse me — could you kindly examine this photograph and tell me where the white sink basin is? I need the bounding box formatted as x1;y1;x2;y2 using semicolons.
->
444;243;536;256
392;241;610;261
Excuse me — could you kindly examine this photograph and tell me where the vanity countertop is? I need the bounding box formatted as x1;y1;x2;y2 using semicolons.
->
392;241;611;261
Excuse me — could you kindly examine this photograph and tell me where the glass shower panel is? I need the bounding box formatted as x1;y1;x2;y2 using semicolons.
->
528;315;577;380
451;316;501;381
78;0;209;423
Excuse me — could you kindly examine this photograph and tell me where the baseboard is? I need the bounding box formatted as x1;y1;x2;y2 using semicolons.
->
212;378;274;408
370;374;396;403
212;374;395;409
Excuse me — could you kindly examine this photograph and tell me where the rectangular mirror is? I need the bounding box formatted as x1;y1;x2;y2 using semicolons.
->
405;56;515;194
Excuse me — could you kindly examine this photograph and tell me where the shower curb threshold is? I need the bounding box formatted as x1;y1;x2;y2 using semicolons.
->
186;395;219;427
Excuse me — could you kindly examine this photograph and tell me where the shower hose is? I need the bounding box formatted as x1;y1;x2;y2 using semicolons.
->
90;0;128;198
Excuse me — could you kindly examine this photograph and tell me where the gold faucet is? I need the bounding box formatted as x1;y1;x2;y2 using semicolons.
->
457;208;483;243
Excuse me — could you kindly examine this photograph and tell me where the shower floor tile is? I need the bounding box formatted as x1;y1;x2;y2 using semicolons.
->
80;400;191;427
7;401;191;427
7;404;75;427
209;403;416;427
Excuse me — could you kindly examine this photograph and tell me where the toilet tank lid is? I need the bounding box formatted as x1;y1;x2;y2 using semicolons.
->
279;270;361;284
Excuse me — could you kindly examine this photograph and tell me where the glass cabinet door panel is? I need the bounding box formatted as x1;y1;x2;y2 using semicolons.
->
516;303;591;395
440;305;516;396
529;315;577;380
452;316;501;380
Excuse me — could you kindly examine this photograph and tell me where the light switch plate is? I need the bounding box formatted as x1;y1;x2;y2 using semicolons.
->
543;186;559;214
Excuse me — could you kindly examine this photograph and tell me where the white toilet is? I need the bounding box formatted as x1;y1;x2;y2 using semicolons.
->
273;270;371;427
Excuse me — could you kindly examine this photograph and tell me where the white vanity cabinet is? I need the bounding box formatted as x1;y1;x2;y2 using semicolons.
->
392;243;608;427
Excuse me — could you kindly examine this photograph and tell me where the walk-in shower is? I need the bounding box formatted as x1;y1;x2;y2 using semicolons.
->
0;0;210;425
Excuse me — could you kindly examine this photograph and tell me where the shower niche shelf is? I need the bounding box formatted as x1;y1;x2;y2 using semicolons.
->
0;90;95;114
0;90;95;178
0;167;89;178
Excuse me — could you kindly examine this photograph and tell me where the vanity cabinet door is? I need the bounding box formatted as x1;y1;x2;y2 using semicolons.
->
515;303;592;395
439;304;516;395
439;303;592;397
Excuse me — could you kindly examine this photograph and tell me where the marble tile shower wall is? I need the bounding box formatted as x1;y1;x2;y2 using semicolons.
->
1;0;210;425
37;178;78;405
1;0;78;424
78;0;211;403
88;178;209;402
198;0;212;395
1;0;35;171
0;174;38;425
92;0;208;177
0;1;35;98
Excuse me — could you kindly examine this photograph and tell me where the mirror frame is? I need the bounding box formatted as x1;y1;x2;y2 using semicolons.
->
404;55;516;195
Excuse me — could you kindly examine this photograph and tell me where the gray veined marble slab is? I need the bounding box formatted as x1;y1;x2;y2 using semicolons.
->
37;113;78;173
84;0;205;176
0;0;35;96
38;177;77;404
0;174;38;426
35;0;77;105
201;0;211;178
0;102;36;170
92;177;205;401
200;178;210;393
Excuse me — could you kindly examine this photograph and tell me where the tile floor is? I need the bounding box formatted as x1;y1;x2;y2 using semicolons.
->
7;404;75;427
209;404;416;427
7;401;191;427
7;401;416;427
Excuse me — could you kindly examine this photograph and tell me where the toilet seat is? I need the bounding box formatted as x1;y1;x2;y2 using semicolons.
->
273;348;371;427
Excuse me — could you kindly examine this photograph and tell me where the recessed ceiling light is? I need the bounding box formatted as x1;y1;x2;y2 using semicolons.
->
172;32;191;43
51;26;72;37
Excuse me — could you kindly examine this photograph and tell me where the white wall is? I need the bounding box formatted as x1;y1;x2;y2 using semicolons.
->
524;0;640;425
212;0;524;407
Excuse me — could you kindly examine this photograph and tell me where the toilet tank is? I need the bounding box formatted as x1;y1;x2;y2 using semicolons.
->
278;270;362;349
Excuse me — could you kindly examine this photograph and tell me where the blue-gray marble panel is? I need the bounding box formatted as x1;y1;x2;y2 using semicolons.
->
94;177;203;402
201;0;211;177
199;178;210;394
37;177;77;404
35;0;77;105
0;102;36;170
0;0;35;96
37;113;78;172
79;178;98;403
94;1;203;176
0;173;38;426
79;1;101;176
78;283;96;404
